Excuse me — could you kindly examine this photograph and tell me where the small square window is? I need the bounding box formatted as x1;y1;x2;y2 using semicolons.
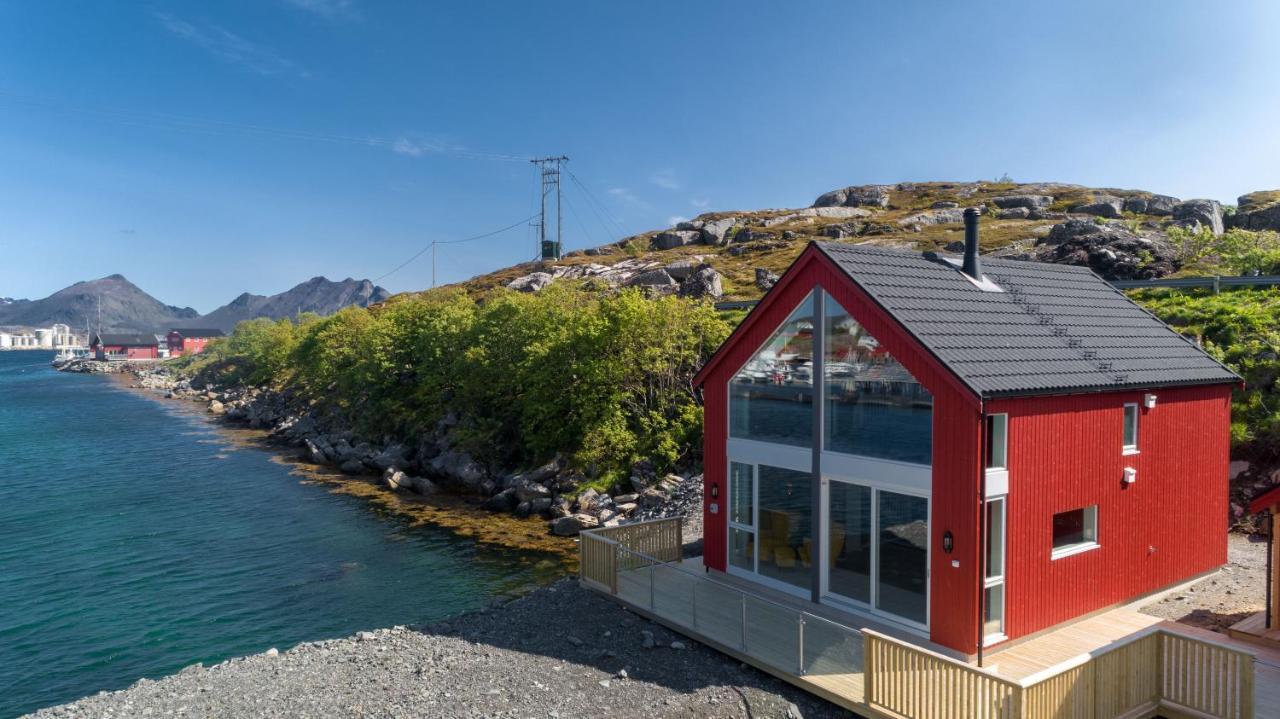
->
1052;506;1098;559
1122;404;1139;451
986;414;1008;470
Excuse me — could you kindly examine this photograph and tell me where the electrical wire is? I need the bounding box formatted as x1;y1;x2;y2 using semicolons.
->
373;214;537;282
566;170;629;241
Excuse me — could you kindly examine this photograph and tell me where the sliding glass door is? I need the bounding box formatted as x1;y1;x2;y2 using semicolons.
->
824;478;929;628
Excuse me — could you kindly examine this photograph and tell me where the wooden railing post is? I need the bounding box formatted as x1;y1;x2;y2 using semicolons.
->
863;633;875;707
1240;653;1254;719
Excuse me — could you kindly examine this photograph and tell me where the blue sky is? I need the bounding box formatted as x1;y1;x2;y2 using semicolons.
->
2;1;1279;312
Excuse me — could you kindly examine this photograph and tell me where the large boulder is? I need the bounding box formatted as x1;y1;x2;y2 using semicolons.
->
1071;196;1124;218
813;185;891;209
1123;194;1179;216
663;257;703;280
755;268;780;291
997;207;1031;220
650;230;701;250
992;194;1053;209
507;272;554;293
1172;199;1224;235
678;265;724;299
626;268;677;288
551;514;599;537
1036;219;1178;279
1228;191;1280;231
428;449;487;491
698;217;740;245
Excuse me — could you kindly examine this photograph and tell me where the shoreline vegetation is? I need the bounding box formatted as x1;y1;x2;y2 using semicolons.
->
62;284;726;546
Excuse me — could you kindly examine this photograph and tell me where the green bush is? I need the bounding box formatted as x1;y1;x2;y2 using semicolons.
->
201;285;732;476
1136;288;1280;460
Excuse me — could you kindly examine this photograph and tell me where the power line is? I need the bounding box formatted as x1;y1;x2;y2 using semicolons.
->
373;215;537;283
566;170;629;242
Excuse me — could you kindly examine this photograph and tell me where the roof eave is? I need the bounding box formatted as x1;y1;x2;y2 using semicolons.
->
979;375;1241;401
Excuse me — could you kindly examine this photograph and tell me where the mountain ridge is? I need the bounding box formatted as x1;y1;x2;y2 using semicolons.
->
0;275;390;333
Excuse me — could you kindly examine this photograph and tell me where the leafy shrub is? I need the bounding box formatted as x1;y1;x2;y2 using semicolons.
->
203;285;733;476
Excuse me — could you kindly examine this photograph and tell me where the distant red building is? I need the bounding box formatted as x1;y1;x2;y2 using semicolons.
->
90;333;160;361
166;328;225;357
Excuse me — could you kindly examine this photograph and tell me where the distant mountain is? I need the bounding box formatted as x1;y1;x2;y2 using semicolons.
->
197;277;391;331
0;274;198;333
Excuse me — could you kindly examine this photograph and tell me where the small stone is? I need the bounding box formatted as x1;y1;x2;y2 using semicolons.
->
598;679;611;688
617;668;629;680
566;635;584;647
670;640;687;651
265;647;279;657
641;630;655;649
357;631;376;642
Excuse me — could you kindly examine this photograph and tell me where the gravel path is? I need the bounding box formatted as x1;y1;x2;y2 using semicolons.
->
27;578;848;719
1138;533;1268;632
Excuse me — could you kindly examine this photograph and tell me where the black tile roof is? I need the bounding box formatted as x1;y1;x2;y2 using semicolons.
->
93;333;158;347
169;328;225;338
815;242;1240;398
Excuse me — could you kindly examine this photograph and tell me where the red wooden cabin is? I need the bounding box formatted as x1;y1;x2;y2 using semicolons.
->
90;333;160;361
166;328;225;357
693;211;1238;656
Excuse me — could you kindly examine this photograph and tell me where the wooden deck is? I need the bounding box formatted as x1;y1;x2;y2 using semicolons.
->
580;518;1274;719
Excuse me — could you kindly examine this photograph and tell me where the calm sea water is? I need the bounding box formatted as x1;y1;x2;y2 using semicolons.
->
0;352;563;718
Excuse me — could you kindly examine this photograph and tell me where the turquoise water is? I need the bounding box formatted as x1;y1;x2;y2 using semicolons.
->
0;352;562;718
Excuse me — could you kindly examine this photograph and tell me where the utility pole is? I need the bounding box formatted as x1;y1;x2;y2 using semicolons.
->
530;156;568;262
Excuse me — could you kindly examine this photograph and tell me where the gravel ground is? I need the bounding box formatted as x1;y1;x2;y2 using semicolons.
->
27;577;849;719
1138;533;1269;632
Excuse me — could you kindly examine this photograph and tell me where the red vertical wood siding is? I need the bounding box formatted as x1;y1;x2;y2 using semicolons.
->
699;245;985;654
986;384;1231;642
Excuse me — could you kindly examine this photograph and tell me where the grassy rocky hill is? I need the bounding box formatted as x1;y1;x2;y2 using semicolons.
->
177;180;1280;533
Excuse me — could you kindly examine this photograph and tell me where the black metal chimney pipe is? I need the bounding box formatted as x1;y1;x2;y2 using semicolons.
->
962;208;982;280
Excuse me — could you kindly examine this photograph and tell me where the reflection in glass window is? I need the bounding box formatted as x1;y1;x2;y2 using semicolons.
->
823;291;933;464
755;465;812;591
828;481;872;603
730;293;815;447
877;491;928;624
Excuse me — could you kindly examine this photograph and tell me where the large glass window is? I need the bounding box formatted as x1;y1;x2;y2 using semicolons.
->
827;481;872;604
729;293;816;447
984;497;1006;640
823;292;932;464
756;465;812;591
876;491;928;624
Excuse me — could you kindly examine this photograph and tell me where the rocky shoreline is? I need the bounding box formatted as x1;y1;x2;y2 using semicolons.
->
60;358;703;539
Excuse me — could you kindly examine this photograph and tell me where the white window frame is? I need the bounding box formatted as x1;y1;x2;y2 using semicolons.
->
983;496;1007;645
1051;505;1099;560
819;475;931;634
986;413;1008;471
1122;403;1140;455
724;457;814;600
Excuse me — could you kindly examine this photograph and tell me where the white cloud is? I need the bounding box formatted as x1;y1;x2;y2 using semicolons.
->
283;0;359;19
157;13;307;77
668;216;688;227
608;187;643;206
650;170;681;190
690;197;710;209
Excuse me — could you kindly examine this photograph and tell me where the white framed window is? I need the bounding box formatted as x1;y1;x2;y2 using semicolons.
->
1051;505;1098;559
983;496;1007;644
986;414;1008;471
1122;403;1139;454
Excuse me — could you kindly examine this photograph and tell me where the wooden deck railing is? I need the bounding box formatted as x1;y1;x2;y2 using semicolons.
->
865;631;1022;719
578;531;1257;719
579;516;683;592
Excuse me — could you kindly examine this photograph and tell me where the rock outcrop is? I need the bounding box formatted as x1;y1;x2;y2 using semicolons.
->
1036;220;1177;279
1228;191;1280;231
813;185;891;209
1172;199;1224;236
1071;195;1124;218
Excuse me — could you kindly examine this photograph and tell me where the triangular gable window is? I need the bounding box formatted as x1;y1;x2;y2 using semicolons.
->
822;291;932;464
729;291;815;448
